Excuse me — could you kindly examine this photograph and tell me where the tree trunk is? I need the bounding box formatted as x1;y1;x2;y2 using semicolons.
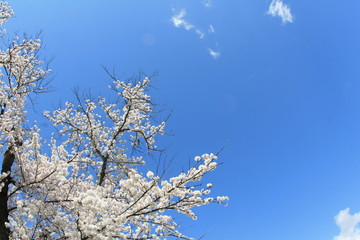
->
0;148;15;240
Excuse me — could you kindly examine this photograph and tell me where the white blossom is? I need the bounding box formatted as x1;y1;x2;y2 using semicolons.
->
0;3;228;240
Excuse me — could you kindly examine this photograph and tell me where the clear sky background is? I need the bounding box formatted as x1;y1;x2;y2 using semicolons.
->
4;0;360;239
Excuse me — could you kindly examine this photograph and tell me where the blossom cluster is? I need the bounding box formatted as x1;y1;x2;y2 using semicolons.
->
0;2;228;239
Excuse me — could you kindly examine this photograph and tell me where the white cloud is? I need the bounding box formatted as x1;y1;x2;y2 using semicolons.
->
202;0;212;8
196;29;205;39
334;208;360;240
171;8;220;59
171;9;194;30
171;9;205;39
267;0;293;24
208;48;220;59
208;24;215;33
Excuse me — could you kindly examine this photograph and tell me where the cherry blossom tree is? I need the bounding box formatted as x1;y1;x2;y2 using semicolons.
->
0;2;228;240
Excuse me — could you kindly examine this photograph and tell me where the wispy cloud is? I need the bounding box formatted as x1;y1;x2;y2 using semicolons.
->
170;8;220;59
267;0;293;24
171;9;204;39
334;208;360;240
208;48;220;59
171;9;194;30
196;29;205;39
208;24;215;33
202;0;212;8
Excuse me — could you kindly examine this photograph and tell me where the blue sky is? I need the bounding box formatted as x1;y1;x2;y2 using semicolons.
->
5;0;360;239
